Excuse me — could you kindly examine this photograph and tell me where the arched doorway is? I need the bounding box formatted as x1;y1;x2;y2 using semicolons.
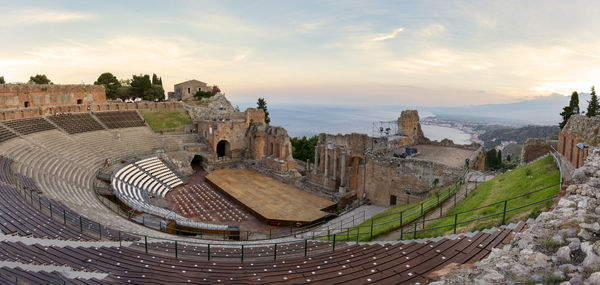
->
216;140;230;158
191;154;203;166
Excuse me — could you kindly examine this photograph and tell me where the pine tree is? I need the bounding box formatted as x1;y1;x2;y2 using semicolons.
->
0;76;5;84
257;98;270;124
559;91;579;129
486;149;497;170
587;86;599;117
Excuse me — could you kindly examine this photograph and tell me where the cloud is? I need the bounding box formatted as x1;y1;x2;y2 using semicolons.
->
370;28;404;41
1;9;95;25
416;24;445;37
234;53;248;62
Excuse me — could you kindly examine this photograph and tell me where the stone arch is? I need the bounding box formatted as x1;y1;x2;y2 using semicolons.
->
216;140;231;158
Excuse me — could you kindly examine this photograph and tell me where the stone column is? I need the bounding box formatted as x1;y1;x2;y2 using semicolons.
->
339;150;347;193
313;145;319;174
306;159;310;172
323;145;329;178
333;147;338;180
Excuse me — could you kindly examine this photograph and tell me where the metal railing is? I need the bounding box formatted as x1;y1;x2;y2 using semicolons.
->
327;182;559;242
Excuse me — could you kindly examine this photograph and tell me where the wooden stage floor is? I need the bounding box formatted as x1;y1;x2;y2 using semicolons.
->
205;169;336;223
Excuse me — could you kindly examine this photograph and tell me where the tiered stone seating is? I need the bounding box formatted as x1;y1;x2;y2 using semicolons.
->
135;156;184;190
0;129;179;241
0;222;523;284
113;157;182;199
112;161;228;232
173;184;248;222
71;127;164;160
0;155;14;185
94;111;146;129
2;117;55;135
0;266;102;285
0;183;96;240
0;125;17;143
15;173;41;193
24;130;104;171
47;113;105;134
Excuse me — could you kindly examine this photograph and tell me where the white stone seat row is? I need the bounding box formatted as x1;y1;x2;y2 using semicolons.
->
114;164;170;198
134;157;184;189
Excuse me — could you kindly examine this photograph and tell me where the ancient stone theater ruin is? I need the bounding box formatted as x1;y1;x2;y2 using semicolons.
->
0;82;594;284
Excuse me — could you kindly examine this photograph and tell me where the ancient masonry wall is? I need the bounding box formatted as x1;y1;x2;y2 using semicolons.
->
0;101;183;121
521;138;558;164
558;115;600;169
364;155;463;206
437;147;600;284
0;84;106;109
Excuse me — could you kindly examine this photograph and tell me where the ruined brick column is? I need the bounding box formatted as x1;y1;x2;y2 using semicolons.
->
333;147;338;179
323;145;329;178
313;145;319;174
339;150;346;193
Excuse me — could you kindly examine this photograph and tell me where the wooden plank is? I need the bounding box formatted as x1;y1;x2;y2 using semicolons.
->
206;169;335;223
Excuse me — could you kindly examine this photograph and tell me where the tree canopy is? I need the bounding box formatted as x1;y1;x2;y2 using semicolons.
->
559;91;579;129
291;135;318;162
94;73;164;101
129;74;164;101
257;98;270;124
0;76;4;84
28;74;52;84
151;73;163;86
94;72;121;100
587;86;599;117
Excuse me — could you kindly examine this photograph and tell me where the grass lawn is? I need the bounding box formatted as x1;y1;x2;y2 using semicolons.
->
321;181;462;242
140;110;192;131
413;155;560;239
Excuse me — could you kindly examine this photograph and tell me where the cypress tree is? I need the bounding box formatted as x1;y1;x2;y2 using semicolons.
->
559;91;579;128
257;98;270;124
497;150;502;165
587;86;599;117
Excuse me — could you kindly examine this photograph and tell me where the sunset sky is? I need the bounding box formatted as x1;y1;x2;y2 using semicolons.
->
1;0;600;106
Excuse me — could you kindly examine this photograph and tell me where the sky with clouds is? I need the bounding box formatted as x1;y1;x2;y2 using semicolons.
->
1;0;600;106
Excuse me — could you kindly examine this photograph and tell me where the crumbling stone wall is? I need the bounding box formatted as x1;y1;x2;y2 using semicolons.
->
306;110;482;206
521;138;558;164
364;154;463;206
558;115;600;169
194;103;296;172
398;109;426;144
0;100;183;121
247;123;296;171
184;94;235;121
309;133;369;193
436;147;600;284
0;84;105;108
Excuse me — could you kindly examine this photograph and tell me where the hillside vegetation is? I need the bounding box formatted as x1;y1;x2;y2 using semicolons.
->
140;109;192;131
414;155;560;239
479;125;559;147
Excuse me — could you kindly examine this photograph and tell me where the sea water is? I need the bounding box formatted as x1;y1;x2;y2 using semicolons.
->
262;105;472;145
